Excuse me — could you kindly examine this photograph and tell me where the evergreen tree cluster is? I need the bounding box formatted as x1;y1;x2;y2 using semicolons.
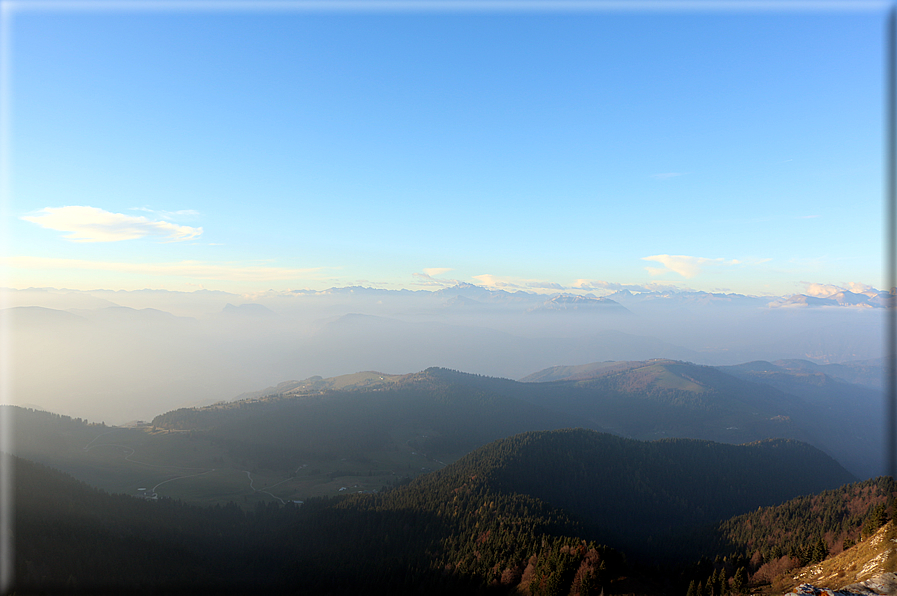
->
461;429;855;562
10;424;869;595
679;476;897;594
11;450;627;595
709;476;895;566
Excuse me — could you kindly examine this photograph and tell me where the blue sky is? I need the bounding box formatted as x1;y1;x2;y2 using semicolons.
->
2;2;888;296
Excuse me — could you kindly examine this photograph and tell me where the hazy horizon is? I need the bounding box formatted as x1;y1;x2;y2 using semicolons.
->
2;6;895;596
2;3;885;299
2;281;884;424
1;3;891;423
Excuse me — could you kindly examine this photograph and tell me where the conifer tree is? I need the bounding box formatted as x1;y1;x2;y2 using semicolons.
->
810;536;827;563
888;494;896;524
579;569;600;596
708;570;719;596
732;567;747;593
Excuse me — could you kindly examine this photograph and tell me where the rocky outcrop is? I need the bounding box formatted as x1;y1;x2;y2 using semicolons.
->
784;523;896;596
788;573;897;596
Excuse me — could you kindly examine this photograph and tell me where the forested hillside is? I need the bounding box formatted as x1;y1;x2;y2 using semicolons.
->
9;362;881;595
408;429;856;562
151;368;584;465
152;362;881;479
678;476;896;596
708;477;895;584
10;451;628;595
10;428;860;595
13;454;274;593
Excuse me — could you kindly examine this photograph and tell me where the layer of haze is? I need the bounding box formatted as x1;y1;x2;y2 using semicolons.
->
1;6;888;428
3;285;883;424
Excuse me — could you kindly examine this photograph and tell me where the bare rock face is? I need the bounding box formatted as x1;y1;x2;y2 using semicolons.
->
840;573;897;595
788;574;897;596
787;572;897;596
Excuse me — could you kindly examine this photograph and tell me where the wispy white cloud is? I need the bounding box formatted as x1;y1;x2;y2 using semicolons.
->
471;274;520;290
21;206;202;242
423;267;453;277
471;274;565;293
131;207;201;221
802;282;843;298
411;272;461;287
416;271;694;295
5;256;321;282
525;280;565;290
572;279;657;293
415;272;557;292
801;281;881;298
844;281;877;294
353;279;392;287
642;254;741;279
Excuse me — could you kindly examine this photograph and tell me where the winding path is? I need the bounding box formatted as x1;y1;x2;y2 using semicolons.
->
243;470;287;504
152;469;216;493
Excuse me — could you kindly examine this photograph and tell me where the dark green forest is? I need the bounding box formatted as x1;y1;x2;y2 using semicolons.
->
10;427;871;595
8;360;890;595
680;476;896;596
710;476;896;568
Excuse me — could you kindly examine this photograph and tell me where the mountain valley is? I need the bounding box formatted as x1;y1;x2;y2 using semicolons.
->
4;343;893;596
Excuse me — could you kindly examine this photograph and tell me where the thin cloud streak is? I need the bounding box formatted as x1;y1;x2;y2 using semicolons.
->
5;256;322;282
525;281;565;290
572;279;672;293
423;267;453;277
801;281;880;298
130;207;201;221
22;206;202;243
642;254;741;279
411;272;462;287
472;274;573;293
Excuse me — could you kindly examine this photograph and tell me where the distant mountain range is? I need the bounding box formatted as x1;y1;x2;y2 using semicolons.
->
526;294;632;314
8;283;889;312
303;283;891;310
524;357;883;390
8;348;892;595
8;282;891;593
4;282;885;425
605;288;889;310
521;359;883;479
